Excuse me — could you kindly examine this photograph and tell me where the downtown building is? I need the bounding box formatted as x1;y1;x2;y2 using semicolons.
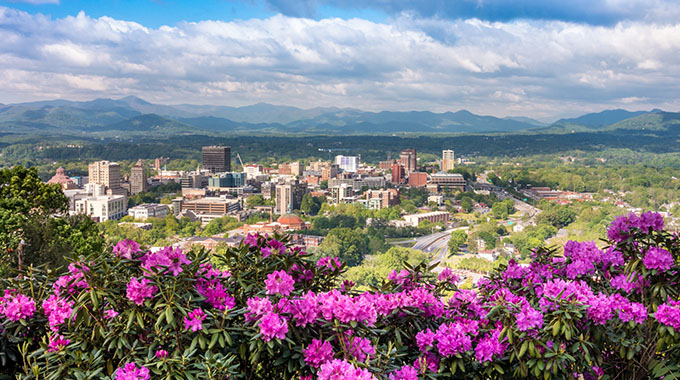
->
442;150;455;172
275;181;307;215
400;149;417;174
130;159;148;195
202;146;231;173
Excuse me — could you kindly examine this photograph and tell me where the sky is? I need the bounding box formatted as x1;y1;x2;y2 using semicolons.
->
0;0;679;121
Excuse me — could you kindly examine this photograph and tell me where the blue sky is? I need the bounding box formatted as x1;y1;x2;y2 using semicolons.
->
0;0;679;120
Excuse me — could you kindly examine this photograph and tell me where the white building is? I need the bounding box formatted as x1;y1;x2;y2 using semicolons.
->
75;195;127;222
128;204;169;220
403;211;451;227
442;150;455;172
335;155;359;173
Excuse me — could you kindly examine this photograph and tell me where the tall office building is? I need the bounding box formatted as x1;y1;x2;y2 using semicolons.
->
275;182;307;215
400;149;417;174
442;150;455;172
130;159;148;195
391;163;405;184
335;155;359;173
88;161;124;194
202;146;231;173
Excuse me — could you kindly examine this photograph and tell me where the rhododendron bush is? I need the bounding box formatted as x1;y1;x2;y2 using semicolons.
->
0;212;679;379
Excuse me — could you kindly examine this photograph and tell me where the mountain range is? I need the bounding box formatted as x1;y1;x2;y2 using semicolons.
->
0;96;676;137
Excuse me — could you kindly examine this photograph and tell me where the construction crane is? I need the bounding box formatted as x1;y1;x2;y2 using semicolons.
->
236;153;245;172
318;148;351;161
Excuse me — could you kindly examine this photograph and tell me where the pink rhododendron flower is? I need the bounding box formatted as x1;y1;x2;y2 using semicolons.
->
317;256;342;272
265;270;295;296
47;334;70;352
303;339;333;368
141;246;191;276
317;359;376;380
113;239;141;259
243;233;259;247
126;277;158;306
437;267;459;284
655;300;680;330
345;333;375;362
0;290;36;321
246;296;273;322
262;239;286;258
388;365;418;380
184;308;206;332
42;295;74;331
414;352;439;373
155;349;168;359
416;329;435;352
114;362;150;380
104;309;119;319
195;263;235;310
516;305;543;331
258;312;288;341
642;247;674;271
475;327;506;362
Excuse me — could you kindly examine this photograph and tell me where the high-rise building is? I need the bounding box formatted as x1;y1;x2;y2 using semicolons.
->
400;149;417;174
335;155;358;173
391;163;405;184
88;161;125;195
442;150;455;172
275;182;307;215
130;159;148;195
154;157;169;170
321;164;339;181
202;146;231;173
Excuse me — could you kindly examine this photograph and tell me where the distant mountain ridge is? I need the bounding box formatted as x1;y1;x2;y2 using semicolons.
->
0;96;673;136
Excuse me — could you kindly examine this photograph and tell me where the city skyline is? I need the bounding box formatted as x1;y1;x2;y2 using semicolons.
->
0;1;679;120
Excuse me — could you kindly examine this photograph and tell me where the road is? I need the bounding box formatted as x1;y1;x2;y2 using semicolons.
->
408;227;469;265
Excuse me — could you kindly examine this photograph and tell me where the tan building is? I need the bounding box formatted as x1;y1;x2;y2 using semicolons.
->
442;150;455;172
275;182;307;215
88;161;121;191
363;189;399;209
130;159;148;195
403;211;451;227
430;173;466;191
321;165;339;181
400;149;417;174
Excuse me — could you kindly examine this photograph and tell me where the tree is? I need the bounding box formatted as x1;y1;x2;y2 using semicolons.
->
447;230;468;255
460;197;474;213
318;227;369;266
300;194;321;216
0;166;78;274
246;195;265;207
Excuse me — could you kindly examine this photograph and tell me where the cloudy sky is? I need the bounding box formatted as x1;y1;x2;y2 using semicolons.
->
1;0;679;121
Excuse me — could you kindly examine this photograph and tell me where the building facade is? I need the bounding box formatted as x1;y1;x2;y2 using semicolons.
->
408;172;428;187
128;203;169;220
335;155;358;173
202;146;231;173
208;172;245;188
430;173;466;191
391;163;405;184
400;149;417;174
403;211;451;227
75;195;127;222
442;150;455;172
275;182;307;215
130;159;148;195
88;160;125;195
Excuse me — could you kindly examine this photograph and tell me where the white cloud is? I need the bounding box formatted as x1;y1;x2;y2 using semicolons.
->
0;6;679;119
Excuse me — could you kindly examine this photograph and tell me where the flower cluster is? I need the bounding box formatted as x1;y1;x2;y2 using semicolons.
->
42;294;74;331
607;211;664;242
114;362;150;380
113;239;141;259
0;290;36;321
126;277;158;306
303;339;334;368
642;247;674;271
317;359;376;380
195;263;235;310
47;334;70;352
184;308;206;332
141;246;191;276
265;270;295;296
655;300;680;330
